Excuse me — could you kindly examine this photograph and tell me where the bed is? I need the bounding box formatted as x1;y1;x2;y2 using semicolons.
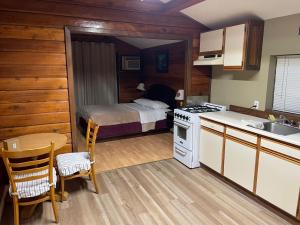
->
78;84;177;140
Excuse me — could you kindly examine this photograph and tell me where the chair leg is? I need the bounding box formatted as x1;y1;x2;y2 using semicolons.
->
50;186;59;223
12;196;19;225
60;177;65;202
90;166;99;194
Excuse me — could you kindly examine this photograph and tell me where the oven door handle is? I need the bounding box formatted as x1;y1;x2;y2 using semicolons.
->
174;121;190;129
175;148;187;156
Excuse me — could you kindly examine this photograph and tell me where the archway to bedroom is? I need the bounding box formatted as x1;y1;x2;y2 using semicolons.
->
65;26;192;173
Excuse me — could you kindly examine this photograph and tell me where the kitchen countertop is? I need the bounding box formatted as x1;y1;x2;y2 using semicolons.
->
200;111;300;147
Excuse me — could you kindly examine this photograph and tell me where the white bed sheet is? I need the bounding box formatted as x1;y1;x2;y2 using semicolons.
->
124;103;170;124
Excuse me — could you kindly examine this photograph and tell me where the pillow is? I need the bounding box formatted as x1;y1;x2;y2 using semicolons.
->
134;98;169;109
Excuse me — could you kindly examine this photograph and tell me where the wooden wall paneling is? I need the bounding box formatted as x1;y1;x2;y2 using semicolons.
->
0;78;67;90
0;11;204;36
65;27;77;151
0;24;65;41
0;112;70;128
0;90;69;104
142;41;186;92
0;101;69;116
190;66;212;96
0;0;203;29
0;39;65;53
0;123;71;140
0;65;67;78
229;105;300;124
0;52;66;65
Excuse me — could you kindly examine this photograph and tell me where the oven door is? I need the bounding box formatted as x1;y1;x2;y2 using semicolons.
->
174;120;193;150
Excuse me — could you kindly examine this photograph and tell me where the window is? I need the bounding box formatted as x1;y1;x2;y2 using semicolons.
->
273;55;300;114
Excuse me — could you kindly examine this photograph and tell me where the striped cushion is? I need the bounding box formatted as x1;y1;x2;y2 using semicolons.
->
9;168;57;199
56;152;91;177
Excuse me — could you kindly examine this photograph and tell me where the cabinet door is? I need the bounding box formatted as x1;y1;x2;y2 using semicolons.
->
256;152;300;216
224;24;246;68
200;29;224;54
199;129;223;173
224;139;256;191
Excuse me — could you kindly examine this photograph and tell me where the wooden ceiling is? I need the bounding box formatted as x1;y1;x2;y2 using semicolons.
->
45;0;204;15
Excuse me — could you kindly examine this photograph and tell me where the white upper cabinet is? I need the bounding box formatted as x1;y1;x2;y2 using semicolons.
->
195;20;264;70
223;24;246;68
200;29;224;54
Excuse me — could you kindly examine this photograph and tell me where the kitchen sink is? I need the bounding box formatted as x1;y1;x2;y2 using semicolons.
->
260;122;300;136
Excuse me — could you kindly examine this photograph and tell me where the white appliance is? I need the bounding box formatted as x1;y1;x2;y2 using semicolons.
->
193;29;225;66
173;103;226;168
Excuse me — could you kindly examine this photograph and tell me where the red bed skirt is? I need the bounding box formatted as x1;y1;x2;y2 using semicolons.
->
79;117;168;140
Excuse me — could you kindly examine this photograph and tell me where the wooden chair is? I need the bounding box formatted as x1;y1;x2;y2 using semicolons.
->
0;143;59;225
56;119;100;201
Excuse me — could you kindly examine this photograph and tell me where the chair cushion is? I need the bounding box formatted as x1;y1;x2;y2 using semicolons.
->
9;168;57;199
56;152;91;177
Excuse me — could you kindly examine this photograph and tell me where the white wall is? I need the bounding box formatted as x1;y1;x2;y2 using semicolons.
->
210;13;300;110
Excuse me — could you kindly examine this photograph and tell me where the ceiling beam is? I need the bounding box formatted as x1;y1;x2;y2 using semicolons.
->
162;0;205;15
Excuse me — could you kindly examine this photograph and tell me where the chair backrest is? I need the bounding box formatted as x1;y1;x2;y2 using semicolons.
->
85;119;100;162
0;143;55;196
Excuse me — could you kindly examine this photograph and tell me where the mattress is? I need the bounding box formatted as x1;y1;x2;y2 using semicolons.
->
78;103;169;139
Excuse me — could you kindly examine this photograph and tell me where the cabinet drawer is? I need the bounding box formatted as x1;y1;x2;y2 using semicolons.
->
226;127;257;144
201;119;224;133
261;138;300;160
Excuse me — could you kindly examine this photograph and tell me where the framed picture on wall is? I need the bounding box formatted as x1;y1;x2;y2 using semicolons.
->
120;55;141;71
155;51;169;73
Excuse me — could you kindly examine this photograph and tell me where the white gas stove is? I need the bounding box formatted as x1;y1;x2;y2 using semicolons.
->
173;103;226;168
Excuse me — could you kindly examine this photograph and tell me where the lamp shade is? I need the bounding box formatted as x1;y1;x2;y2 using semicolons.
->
136;83;146;91
175;89;184;101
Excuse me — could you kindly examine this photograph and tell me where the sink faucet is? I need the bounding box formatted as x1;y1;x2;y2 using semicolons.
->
277;115;298;128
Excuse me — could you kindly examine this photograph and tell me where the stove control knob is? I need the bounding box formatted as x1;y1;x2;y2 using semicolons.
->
183;116;187;120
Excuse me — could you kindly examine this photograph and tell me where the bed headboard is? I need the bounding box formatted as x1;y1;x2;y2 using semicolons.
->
144;84;177;109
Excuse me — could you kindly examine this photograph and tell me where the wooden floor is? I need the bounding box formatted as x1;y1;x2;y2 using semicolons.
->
1;159;296;225
77;131;173;173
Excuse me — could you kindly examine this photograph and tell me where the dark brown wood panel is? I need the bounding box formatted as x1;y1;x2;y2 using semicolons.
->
0;90;69;103
0;65;67;78
0;123;71;140
0;112;70;128
0;24;64;41
230;105;300;124
142;41;186;92
190;66;211;96
0;78;68;90
0;101;69;116
0;52;66;65
0;11;203;36
48;0;164;13
0;39;65;53
0;0;203;29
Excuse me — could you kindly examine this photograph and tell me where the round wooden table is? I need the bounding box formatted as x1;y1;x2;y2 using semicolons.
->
3;133;68;219
5;133;67;152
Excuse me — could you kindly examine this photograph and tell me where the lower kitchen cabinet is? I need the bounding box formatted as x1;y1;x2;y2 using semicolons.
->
224;139;257;191
256;151;300;216
199;128;223;173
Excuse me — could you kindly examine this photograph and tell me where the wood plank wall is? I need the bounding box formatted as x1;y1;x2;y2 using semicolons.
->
0;24;72;154
142;41;211;95
142;41;186;91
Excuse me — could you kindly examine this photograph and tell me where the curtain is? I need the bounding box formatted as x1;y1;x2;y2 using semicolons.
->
72;41;118;110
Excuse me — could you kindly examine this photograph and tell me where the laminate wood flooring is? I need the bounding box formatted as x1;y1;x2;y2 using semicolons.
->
1;159;296;225
77;131;173;173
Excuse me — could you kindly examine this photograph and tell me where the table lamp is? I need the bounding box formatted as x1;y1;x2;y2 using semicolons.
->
175;89;184;107
136;83;146;91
